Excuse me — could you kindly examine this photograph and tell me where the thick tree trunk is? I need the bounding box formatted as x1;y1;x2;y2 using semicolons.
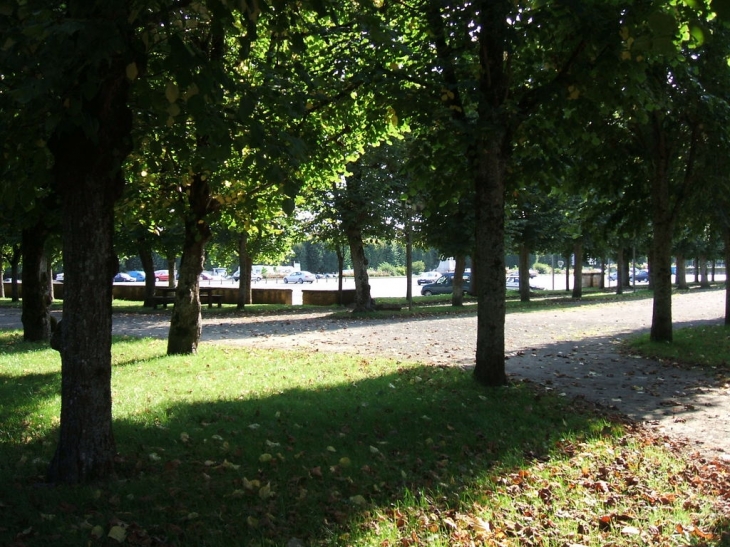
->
451;254;466;307
167;173;215;355
138;244;156;307
518;243;530;302
572;239;583;299
406;225;413;310
347;227;374;312
21;222;52;342
564;254;571;293
649;133;674;343
236;232;251;310
473;135;507;387
699;254;710;288
46;42;131;483
675;253;688;290
599;257;606;290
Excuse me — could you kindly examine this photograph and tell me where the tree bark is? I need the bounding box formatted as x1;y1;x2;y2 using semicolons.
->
675;253;688;290
572;239;584;299
649;122;674;343
615;247;624;295
139;244;156;307
472;135;507;387
166;256;176;288
167;173;216;355
347;226;374;312
564;254;571;293
451;254;466;307
236;231;251;310
724;228;730;326
21;222;52;342
518;243;530;302
336;247;345;306
10;244;20;302
46;32;132;482
699;254;710;288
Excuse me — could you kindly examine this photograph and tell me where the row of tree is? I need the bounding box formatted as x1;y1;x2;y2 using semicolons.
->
3;1;730;483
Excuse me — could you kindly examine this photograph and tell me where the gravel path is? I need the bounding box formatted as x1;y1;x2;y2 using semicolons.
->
2;288;728;460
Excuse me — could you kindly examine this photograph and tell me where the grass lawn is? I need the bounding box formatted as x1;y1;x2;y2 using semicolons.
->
1;332;728;546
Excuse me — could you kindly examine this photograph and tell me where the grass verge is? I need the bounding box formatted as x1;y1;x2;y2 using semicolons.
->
627;323;730;381
1;332;728;546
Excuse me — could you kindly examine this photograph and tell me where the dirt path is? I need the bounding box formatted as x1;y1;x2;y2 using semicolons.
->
2;289;728;460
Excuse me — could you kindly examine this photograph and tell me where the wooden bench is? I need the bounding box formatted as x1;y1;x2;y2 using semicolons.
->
200;293;223;308
152;295;176;309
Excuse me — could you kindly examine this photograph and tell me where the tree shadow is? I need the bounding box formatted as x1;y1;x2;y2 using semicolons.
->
0;359;614;546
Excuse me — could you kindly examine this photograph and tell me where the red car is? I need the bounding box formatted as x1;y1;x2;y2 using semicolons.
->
154;270;169;282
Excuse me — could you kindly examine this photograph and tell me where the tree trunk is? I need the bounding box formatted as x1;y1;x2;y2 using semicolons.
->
336;247;345;306
676;253;688;290
724;228;730;326
572;239;583;299
21;222;52;342
472;134;507;387
564;254;571;293
615;247;624;295
649;127;674;343
139;243;156;307
518;242;530;302
347;226;374;312
451;254;466;307
166;256;176;288
406;224;413;310
236;231;251;310
599;257;606;290
167;173;216;355
0;254;4;298
699;254;710;288
10;244;20;302
694;258;699;283
46;36;132;482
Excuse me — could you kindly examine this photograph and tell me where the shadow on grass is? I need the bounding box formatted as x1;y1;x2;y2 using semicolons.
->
0;353;615;547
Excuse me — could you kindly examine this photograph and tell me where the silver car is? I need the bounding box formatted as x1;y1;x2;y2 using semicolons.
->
283;271;316;284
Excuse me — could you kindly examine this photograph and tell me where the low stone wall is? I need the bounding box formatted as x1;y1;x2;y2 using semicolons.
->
2;283;293;307
302;289;356;306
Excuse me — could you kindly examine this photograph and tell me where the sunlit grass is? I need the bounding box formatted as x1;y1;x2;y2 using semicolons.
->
0;332;727;546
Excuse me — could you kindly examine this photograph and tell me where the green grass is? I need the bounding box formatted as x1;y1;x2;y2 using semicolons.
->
628;323;730;379
1;332;728;546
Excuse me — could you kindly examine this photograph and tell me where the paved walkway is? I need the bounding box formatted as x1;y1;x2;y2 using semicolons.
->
1;288;728;459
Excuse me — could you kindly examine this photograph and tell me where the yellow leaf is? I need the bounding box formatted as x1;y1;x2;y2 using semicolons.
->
259;453;272;462
90;525;104;539
339;457;351;467
215;459;240;470
108;525;127;543
349;495;367;506
327;446;337;452
180;432;190;443
259;482;273;499
165;81;179;103
125;62;138;81
246;516;259;528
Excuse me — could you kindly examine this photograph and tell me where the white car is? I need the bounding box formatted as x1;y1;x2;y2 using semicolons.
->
507;275;543;290
283;271;316;284
417;271;442;285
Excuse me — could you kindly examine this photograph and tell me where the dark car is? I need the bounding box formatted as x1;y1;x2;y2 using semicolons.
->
420;273;471;296
630;269;649;282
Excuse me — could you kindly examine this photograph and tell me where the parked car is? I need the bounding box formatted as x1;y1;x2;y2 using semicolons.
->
232;268;262;282
113;272;135;283
55;272;64;282
506;274;544;290
417;271;442;285
283;271;316;284
630;269;650;282
420;273;471;296
127;270;146;281
154;269;170;282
